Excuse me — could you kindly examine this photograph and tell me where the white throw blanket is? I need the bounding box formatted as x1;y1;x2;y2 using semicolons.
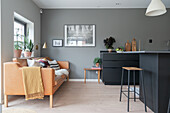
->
55;69;69;76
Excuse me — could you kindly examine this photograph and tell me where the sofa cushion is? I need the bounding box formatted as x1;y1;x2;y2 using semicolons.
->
55;69;69;76
54;75;66;86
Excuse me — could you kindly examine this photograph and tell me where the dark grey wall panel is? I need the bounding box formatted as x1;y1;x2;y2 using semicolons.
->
41;9;170;79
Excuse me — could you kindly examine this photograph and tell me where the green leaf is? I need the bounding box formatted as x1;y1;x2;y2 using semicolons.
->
93;57;101;65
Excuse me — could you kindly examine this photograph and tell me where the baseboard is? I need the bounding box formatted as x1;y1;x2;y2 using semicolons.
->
69;79;102;82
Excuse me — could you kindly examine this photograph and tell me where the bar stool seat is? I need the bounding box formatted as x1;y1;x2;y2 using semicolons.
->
122;67;143;71
120;67;147;112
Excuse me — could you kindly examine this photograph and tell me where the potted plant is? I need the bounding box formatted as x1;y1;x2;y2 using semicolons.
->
104;37;116;53
23;30;34;57
93;57;101;67
14;28;23;58
24;39;34;57
14;42;23;58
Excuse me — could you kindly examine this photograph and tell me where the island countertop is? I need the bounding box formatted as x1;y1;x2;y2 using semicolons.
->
119;51;170;54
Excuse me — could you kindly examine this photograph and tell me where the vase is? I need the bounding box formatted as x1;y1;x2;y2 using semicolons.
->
14;49;22;58
108;49;112;53
24;52;32;57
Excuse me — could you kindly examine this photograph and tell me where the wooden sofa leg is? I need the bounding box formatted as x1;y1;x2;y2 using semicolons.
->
50;95;53;108
67;76;69;82
4;95;8;107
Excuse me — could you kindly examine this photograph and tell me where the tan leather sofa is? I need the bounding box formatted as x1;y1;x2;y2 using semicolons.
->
4;57;69;108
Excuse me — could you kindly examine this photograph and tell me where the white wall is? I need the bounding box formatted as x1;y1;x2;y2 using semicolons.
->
1;0;41;102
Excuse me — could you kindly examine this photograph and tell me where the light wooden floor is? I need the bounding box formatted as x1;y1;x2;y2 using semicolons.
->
3;82;153;113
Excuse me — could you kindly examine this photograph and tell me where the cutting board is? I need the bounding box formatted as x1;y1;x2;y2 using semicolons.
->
132;38;137;51
125;40;131;51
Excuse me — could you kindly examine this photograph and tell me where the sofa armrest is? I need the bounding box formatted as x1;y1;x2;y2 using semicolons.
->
19;68;55;95
41;68;55;95
18;68;55;95
4;62;24;95
4;62;55;95
57;61;69;69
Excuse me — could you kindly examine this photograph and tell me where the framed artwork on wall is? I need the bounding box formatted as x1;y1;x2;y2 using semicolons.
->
52;39;63;47
64;24;95;47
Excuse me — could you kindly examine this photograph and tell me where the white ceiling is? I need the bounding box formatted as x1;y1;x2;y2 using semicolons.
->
32;0;170;9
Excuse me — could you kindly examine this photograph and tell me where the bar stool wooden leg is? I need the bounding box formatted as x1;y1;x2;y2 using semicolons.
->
133;70;136;102
127;70;130;112
141;70;147;112
120;69;124;102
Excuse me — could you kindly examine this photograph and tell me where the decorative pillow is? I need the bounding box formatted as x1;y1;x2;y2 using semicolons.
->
36;58;49;67
27;59;41;67
38;60;49;67
48;60;60;70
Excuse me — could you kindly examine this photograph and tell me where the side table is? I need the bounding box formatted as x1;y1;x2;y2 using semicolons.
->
84;68;102;84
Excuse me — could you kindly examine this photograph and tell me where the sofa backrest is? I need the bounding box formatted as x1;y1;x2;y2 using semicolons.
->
13;58;28;66
31;57;53;61
13;57;69;69
13;57;53;67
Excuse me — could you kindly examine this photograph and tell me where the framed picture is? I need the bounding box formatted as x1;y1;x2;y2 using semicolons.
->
52;39;63;47
64;24;95;47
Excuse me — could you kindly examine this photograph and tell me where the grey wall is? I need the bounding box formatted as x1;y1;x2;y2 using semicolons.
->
2;0;41;62
1;0;41;101
41;9;170;79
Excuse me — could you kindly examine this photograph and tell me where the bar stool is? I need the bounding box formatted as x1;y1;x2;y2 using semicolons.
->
119;67;147;112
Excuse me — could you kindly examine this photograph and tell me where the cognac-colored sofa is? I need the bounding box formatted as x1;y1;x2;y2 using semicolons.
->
4;57;69;108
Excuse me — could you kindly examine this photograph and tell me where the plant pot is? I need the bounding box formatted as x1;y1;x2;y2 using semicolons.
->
96;63;99;67
24;51;32;57
14;49;22;58
108;49;112;53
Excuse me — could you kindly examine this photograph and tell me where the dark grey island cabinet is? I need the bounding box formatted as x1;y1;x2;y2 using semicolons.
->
119;51;170;113
100;51;139;85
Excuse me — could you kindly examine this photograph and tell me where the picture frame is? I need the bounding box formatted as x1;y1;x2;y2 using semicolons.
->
64;24;95;47
52;39;63;47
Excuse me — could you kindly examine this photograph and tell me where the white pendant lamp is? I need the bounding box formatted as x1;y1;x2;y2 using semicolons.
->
145;0;167;16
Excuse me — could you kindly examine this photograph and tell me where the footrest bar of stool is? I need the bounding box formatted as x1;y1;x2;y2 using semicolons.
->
122;92;140;100
122;92;129;98
122;90;140;95
122;90;135;92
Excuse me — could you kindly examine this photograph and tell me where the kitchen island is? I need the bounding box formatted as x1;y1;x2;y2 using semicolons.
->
100;51;139;85
120;51;170;113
